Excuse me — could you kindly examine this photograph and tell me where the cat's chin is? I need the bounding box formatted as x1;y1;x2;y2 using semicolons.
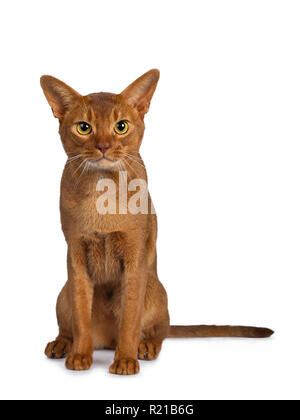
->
89;158;119;171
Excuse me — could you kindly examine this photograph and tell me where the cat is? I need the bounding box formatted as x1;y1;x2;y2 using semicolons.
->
40;70;273;375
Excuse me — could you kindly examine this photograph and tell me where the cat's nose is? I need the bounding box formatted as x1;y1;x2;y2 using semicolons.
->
97;142;111;154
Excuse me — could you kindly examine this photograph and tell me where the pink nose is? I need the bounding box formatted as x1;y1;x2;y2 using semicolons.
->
97;142;110;154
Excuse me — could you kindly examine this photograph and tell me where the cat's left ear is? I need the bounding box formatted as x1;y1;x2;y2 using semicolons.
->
120;69;160;117
40;75;81;120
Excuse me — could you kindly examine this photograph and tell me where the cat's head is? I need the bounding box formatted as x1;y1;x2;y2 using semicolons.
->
40;70;159;170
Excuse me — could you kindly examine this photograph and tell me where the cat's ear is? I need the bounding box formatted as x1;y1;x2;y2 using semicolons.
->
120;69;160;117
40;75;81;120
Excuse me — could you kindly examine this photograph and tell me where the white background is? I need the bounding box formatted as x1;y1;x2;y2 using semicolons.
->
0;0;299;400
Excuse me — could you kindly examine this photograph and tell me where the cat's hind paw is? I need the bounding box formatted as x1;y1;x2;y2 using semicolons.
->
45;338;72;360
138;339;162;361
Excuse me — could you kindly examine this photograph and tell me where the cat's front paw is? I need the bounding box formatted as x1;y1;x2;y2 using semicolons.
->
66;353;93;371
109;358;140;375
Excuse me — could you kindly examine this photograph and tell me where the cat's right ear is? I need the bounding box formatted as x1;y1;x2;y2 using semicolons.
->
40;76;81;120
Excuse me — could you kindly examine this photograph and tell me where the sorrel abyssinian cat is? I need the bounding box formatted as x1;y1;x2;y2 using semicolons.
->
41;70;273;375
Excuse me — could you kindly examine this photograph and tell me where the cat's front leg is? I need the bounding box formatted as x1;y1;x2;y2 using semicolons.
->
65;240;94;371
109;260;147;375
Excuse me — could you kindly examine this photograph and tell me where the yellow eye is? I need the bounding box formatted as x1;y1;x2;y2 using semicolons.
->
114;120;129;135
77;122;92;135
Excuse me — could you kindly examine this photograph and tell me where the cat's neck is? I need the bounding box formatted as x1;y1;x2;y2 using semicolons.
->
62;156;147;195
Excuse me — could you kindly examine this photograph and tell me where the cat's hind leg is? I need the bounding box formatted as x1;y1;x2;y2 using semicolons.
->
45;283;73;360
139;276;170;361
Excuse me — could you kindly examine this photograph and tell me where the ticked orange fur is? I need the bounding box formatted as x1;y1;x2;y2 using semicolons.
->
41;70;273;375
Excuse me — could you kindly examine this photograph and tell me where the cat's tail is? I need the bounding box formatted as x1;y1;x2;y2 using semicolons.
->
168;325;274;338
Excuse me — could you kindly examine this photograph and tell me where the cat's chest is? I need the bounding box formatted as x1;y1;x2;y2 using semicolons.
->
85;233;125;285
61;188;134;236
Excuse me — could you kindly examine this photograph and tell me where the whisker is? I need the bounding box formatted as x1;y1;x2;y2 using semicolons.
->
124;154;146;171
73;158;88;178
67;154;82;160
124;152;144;162
65;150;81;155
66;154;83;165
124;152;143;162
74;160;89;189
123;157;139;178
124;152;143;161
